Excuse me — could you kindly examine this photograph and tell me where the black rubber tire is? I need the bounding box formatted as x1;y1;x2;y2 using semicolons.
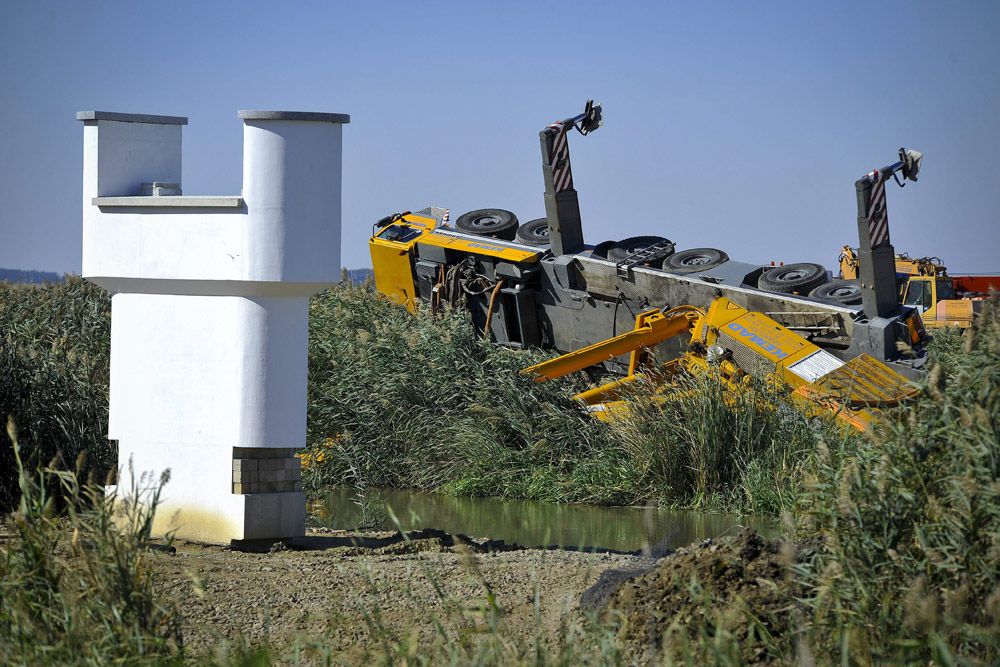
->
590;240;617;259
455;209;519;240
606;235;675;262
515;218;551;246
809;279;862;305
758;262;828;294
662;247;729;274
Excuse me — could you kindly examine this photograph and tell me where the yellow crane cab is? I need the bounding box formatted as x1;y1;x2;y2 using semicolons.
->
839;245;977;329
901;275;974;328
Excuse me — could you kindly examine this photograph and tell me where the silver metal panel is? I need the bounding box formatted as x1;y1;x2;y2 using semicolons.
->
787;350;845;383
718;331;775;380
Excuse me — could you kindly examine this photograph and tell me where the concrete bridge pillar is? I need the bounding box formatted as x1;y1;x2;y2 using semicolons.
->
77;109;349;542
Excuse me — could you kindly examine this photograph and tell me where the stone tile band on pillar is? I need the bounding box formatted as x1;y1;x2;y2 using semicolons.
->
79;109;349;543
232;448;303;494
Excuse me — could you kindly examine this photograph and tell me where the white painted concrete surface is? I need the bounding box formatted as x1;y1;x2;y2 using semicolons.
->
79;109;348;542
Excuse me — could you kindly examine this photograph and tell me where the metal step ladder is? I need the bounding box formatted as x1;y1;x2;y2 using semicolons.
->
616;241;675;278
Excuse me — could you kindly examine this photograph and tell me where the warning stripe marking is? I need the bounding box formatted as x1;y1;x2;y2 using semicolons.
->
548;122;573;192
868;170;889;248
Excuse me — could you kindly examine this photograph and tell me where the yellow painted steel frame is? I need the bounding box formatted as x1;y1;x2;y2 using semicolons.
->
523;296;918;433
415;233;542;264
522;306;703;382
699;298;918;400
838;245;859;280
697;297;828;379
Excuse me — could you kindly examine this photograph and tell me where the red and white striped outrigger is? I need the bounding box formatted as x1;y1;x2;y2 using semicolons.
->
853;147;923;319
538;100;603;256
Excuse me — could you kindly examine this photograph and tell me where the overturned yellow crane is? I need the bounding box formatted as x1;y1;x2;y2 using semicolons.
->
524;297;919;433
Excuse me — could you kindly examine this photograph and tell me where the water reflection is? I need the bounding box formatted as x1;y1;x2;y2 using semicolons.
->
317;487;773;553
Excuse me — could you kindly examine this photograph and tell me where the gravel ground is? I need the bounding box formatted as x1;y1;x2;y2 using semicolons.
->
150;529;648;660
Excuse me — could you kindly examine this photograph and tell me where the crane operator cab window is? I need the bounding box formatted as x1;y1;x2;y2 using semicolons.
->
903;278;933;312
936;279;956;301
378;224;423;244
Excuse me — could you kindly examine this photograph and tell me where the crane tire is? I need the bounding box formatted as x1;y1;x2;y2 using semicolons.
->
455;209;519;240
607;236;675;262
515;218;551;246
809;279;862;305
662;247;729;274
590;240;617;259
758;263;828;294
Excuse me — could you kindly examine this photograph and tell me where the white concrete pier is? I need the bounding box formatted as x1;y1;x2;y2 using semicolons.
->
78;109;349;542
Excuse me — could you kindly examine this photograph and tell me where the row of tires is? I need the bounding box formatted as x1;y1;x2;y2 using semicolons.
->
757;264;861;305
452;208;862;306
453;209;551;246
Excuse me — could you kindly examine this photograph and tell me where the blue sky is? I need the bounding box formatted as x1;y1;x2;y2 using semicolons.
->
1;1;998;273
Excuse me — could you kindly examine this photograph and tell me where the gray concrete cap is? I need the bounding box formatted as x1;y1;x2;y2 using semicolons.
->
238;110;350;124
76;111;188;125
93;196;243;208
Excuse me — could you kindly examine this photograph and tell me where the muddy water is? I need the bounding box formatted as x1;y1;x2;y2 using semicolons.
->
316;487;773;553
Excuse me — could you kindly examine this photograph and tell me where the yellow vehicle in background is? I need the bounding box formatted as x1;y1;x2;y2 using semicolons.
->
838;246;996;329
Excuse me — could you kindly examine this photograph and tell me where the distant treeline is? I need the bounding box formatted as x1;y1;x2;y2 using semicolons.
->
1;267;373;285
0;268;62;284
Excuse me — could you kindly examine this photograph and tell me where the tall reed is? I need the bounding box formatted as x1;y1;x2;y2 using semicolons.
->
0;276;112;510
791;295;1000;663
0;418;182;665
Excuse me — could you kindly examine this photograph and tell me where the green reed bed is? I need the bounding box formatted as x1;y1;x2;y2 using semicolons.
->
0;277;112;511
0;275;984;523
2;277;998;664
0;276;846;515
305;280;829;515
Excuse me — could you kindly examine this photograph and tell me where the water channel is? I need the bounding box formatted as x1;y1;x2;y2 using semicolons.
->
315;487;774;554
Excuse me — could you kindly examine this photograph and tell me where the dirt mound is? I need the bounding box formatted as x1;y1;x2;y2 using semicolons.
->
579;566;655;611
606;528;810;664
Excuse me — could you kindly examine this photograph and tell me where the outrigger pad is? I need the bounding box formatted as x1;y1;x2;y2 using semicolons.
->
810;353;919;407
